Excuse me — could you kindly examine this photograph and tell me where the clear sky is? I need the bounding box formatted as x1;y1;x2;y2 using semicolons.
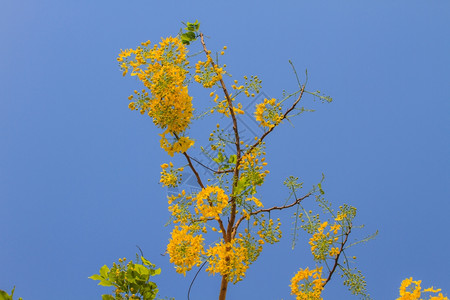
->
1;1;449;299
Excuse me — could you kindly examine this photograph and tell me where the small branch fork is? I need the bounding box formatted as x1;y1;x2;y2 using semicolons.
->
232;191;313;238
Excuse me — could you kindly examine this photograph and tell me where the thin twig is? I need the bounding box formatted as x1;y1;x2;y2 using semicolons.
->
323;226;352;286
187;154;233;174
187;260;208;300
187;155;217;173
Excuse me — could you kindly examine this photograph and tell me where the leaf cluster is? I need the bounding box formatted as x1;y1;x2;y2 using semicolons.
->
0;287;22;300
180;20;200;45
89;256;162;300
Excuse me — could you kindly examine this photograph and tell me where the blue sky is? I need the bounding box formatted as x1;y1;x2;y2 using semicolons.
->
1;1;449;299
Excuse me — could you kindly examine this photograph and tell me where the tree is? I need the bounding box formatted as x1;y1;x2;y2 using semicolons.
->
88;20;448;300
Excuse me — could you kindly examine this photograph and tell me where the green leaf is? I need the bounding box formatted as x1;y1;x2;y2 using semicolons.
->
102;295;115;300
213;152;225;164
88;274;104;281
185;20;200;31
154;268;161;275
134;264;150;276
317;183;325;195
234;176;249;195
126;272;137;284
0;290;12;300
181;38;191;45
98;280;113;287
180;32;196;45
99;265;110;278
228;155;237;164
141;256;154;267
184;31;196;39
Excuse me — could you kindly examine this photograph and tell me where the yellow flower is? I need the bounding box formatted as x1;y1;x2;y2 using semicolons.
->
167;225;204;276
329;247;340;257
119;37;194;147
397;277;448;300
290;267;325;300
246;196;263;207
160;162;183;187
196;186;229;219
194;54;225;88
329;223;341;235
160;133;195;157
206;238;250;283
254;98;283;128
309;221;335;261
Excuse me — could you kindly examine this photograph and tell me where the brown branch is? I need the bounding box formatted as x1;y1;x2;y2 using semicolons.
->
323;226;352;287
174;136;205;189
232;191;313;238
238;84;306;165
182;151;205;185
200;33;242;243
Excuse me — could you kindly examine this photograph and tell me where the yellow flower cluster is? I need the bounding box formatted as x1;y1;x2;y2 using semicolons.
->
194;51;225;88
160;162;183;187
257;218;282;244
335;212;347;221
238;146;269;192
210;94;244;117
397;277;448;300
118;37;195;156
308;221;339;261
242;75;262;97
195;186;229;219
246;196;263;207
160;133;195;157
206;238;250;283
167;190;194;224
254;98;283;128
290;267;325;300
240;148;267;170
167;225;204;276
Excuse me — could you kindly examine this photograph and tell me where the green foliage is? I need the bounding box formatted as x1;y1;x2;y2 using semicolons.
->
341;267;371;300
89;256;162;300
180;20;200;45
0;287;22;300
